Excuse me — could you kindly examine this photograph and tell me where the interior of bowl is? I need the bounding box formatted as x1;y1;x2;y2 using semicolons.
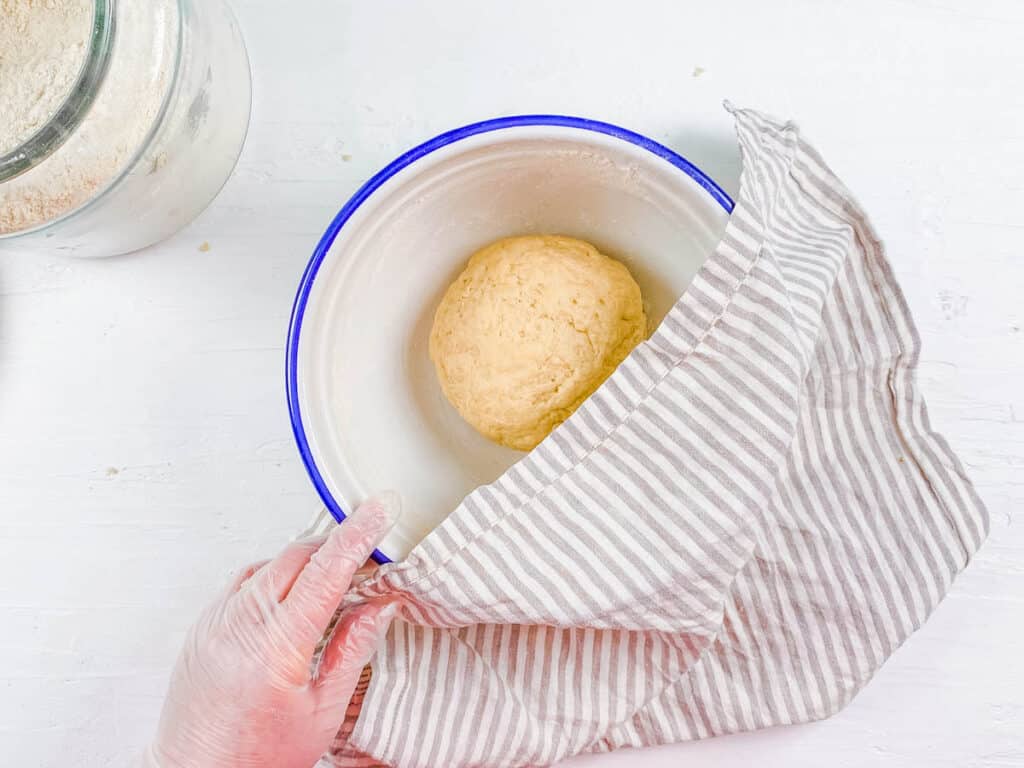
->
289;117;733;561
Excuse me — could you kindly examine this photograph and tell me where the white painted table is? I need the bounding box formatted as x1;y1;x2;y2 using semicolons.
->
1;1;1021;765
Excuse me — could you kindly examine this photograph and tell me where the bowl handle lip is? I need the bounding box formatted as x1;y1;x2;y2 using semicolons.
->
285;114;736;565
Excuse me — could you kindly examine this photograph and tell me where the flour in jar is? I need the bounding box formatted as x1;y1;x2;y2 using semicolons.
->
0;0;93;156
0;0;176;235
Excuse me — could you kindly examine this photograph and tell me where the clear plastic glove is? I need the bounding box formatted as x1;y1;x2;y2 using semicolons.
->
144;495;399;768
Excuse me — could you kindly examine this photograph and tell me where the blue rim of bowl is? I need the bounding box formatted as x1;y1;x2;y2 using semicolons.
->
286;114;736;564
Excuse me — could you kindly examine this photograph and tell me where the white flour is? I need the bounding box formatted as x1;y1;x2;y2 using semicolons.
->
0;0;93;156
0;1;175;235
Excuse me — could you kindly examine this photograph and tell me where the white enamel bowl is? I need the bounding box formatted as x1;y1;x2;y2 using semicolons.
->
287;116;733;562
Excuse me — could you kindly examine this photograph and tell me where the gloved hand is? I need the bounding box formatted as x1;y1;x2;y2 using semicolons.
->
144;495;399;768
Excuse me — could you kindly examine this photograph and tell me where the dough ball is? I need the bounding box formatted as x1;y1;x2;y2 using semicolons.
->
429;235;647;451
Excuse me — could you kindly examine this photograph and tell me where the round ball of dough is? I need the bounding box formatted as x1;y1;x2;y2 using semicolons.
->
429;235;647;451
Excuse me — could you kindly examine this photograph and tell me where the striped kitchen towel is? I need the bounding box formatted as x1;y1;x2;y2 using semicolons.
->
317;104;988;768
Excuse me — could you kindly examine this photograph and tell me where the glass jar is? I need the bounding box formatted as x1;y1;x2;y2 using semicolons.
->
0;0;251;258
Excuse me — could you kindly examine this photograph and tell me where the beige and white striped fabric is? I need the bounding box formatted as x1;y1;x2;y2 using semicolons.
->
318;104;988;768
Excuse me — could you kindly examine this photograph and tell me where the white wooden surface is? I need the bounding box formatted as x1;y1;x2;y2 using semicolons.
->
1;1;1022;765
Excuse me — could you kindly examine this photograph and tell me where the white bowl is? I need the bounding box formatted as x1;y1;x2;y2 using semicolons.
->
287;116;733;562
